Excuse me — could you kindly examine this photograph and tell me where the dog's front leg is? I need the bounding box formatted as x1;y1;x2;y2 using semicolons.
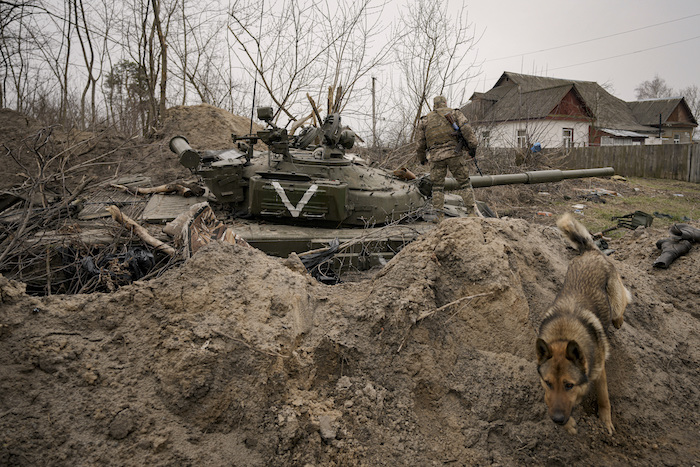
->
564;416;577;435
596;367;615;434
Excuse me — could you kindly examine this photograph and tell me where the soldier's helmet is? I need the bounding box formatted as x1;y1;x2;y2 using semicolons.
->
433;95;447;108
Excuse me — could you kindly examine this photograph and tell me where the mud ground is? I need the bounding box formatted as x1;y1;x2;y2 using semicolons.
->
1;105;699;466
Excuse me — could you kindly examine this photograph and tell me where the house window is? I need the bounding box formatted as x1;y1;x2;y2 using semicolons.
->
516;130;527;148
481;131;490;147
673;134;680;144
562;128;574;148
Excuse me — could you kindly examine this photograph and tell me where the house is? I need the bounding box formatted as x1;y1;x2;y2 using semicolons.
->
461;72;696;149
628;98;697;144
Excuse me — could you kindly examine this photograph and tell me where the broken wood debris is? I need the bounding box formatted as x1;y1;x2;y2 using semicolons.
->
163;201;250;258
106;205;177;256
110;182;204;198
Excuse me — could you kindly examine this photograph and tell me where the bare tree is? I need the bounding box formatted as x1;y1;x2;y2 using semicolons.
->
313;0;395;116
635;76;699;121
151;0;168;121
0;0;42;112
168;1;240;108
74;0;100;128
118;0;175;135
634;75;673;100
228;0;324;122
227;0;393;126
3;0;491;151
679;84;699;121
394;0;479;141
0;1;38;108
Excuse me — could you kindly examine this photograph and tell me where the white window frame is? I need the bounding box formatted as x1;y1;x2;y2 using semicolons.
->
673;134;680;144
562;128;574;148
481;130;490;148
516;129;528;148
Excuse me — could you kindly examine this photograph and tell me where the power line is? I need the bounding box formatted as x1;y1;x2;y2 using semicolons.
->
548;34;700;72
471;33;700;91
486;12;700;62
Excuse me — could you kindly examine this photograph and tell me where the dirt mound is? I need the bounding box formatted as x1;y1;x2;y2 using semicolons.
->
1;217;698;465
132;104;267;185
0;109;47;189
0;109;143;190
0;104;264;189
0;108;39;139
158;103;264;150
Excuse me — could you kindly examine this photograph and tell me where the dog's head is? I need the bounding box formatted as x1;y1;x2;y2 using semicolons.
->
536;338;590;426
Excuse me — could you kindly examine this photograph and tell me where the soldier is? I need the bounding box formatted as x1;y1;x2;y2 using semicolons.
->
416;95;480;221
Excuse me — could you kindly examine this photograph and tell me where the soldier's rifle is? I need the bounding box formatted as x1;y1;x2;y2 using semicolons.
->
444;113;483;176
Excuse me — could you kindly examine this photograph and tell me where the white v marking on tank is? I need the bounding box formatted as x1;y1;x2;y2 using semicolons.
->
271;182;318;217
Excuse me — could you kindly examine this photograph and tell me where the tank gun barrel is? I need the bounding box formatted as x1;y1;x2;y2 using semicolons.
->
169;136;201;169
444;167;615;190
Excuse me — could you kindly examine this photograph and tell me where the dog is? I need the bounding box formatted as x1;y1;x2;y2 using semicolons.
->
536;213;632;435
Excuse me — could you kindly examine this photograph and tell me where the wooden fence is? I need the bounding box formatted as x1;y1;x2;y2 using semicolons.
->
562;143;699;183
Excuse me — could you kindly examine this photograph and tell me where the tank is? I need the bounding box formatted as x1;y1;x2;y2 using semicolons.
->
170;106;615;228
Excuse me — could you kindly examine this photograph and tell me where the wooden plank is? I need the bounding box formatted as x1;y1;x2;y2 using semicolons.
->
141;194;209;224
78;189;147;220
690;144;700;183
78;176;153;220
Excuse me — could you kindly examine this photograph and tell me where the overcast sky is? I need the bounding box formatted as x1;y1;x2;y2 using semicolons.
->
460;0;700;101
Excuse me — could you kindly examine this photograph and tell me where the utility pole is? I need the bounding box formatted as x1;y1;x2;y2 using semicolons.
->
372;76;377;148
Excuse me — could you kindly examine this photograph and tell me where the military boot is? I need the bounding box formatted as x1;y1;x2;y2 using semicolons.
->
653;237;692;269
430;190;445;223
669;223;700;243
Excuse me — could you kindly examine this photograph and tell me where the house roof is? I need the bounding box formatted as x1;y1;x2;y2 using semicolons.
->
463;72;657;133
627;98;698;127
482;83;593;122
599;128;648;138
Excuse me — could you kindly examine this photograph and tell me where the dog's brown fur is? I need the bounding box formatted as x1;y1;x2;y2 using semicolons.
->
536;213;632;435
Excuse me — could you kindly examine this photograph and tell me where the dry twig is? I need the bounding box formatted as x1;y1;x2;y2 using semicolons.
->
417;292;493;322
398;292;493;353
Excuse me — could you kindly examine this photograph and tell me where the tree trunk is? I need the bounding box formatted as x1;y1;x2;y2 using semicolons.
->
151;0;167;123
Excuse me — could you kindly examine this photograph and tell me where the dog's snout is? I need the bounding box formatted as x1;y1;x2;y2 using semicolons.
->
551;411;568;425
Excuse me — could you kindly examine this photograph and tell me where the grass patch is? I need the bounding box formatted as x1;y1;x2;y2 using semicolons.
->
566;177;700;236
627;177;700;194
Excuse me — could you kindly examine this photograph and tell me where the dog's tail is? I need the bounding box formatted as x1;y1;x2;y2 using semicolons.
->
557;213;597;253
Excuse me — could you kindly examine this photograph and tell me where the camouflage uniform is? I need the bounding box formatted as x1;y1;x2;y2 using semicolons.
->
416;96;479;219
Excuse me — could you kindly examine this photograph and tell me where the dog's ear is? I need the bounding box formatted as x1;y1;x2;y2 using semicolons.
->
565;341;586;368
536;338;551;363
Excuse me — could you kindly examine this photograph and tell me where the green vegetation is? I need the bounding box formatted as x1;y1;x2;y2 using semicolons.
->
559;177;700;236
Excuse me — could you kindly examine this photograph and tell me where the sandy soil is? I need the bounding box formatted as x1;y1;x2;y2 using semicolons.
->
1;105;698;466
1;216;698;466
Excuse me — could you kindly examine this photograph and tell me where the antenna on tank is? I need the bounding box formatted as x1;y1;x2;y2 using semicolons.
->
247;0;265;160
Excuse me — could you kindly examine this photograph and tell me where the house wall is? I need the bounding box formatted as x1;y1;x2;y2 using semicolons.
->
590;128;647;146
661;128;694;144
475;120;589;148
